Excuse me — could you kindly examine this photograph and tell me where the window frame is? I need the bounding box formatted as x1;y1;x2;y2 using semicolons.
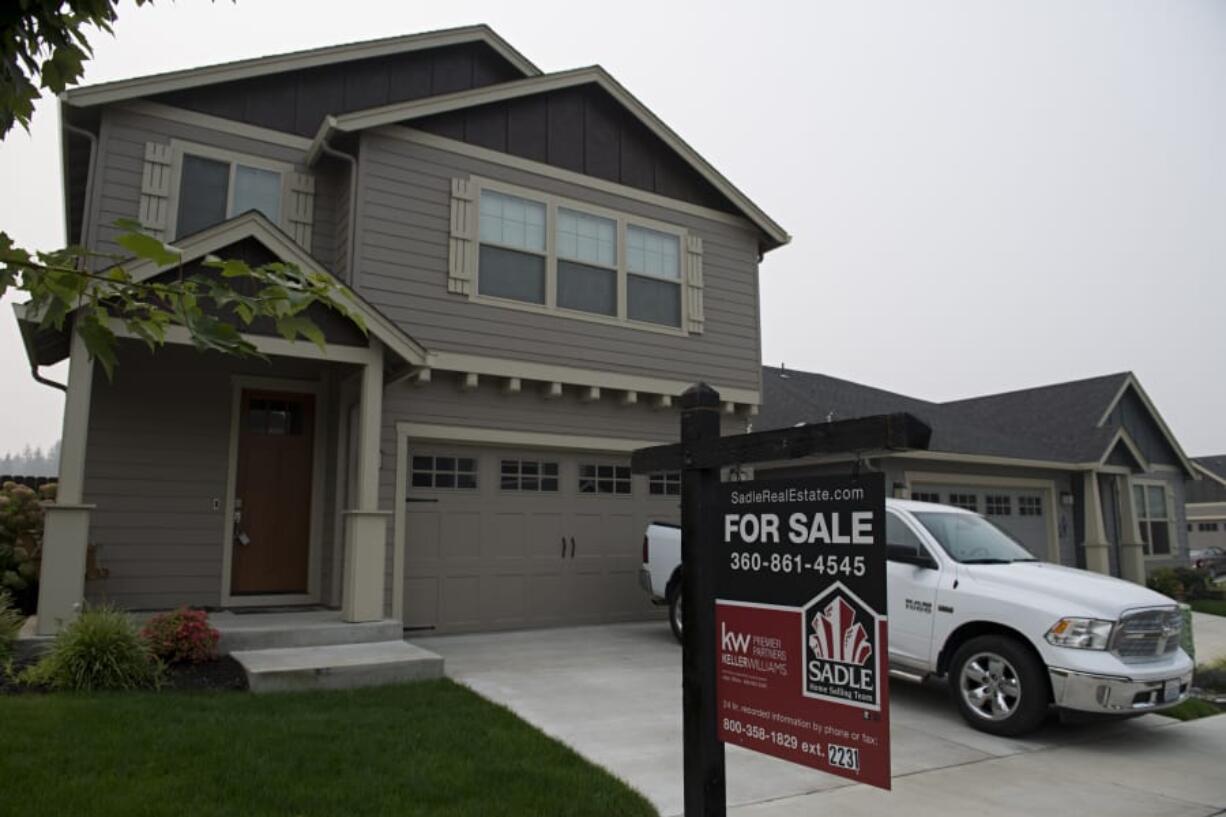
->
471;177;689;335
577;463;634;496
410;454;479;491
984;495;1012;516
499;458;560;493
648;471;681;496
1017;495;1043;517
166;139;295;240
1132;479;1174;558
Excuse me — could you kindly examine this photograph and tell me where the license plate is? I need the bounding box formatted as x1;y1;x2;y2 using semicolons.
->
1163;679;1181;702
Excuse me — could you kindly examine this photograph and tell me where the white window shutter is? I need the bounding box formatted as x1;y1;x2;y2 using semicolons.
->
448;178;478;295
286;172;315;247
685;234;705;334
139;142;174;239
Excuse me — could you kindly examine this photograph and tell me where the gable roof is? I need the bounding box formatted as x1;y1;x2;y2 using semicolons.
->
759;366;1194;474
14;211;427;369
1196;456;1226;484
60;25;540;109
308;66;790;249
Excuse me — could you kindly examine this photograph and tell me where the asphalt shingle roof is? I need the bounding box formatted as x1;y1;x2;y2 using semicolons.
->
758;366;1132;464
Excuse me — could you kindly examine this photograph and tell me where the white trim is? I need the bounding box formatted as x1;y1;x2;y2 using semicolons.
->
164;138;298;242
391;420;665;623
372;126;758;234
1095;375;1197;477
1187;501;1226;519
62;25;540;108
423;350;760;406
903;471;1062;563
105;210;427;366
55;328;95;505
316;66;789;246
109;320;381;365
1098;427;1150;471
117;102;313;150
221;375;327;607
1193;462;1226;489
467;175;690;335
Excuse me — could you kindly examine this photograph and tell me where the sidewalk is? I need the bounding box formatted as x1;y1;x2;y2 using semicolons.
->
1194;611;1226;665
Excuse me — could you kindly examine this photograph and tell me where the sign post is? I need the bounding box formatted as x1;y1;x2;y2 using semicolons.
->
633;383;930;816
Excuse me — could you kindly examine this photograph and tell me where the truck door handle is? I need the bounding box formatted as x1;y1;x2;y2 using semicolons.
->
570;537;576;559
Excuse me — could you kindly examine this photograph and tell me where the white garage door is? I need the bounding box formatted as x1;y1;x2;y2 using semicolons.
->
403;443;681;633
909;483;1050;559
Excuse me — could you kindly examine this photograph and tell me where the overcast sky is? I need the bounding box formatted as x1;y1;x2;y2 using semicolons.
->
1;0;1223;457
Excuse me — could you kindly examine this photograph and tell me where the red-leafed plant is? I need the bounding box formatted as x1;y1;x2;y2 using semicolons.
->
141;607;219;665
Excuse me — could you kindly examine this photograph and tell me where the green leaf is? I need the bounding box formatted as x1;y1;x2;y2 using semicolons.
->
274;316;327;351
116;231;180;267
76;313;118;381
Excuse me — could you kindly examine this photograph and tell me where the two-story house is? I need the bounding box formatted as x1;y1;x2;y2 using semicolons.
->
18;26;788;636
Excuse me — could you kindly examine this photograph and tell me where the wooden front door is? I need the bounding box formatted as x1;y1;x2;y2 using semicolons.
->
231;390;315;595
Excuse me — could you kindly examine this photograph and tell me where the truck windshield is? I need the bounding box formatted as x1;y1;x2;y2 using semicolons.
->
911;512;1036;564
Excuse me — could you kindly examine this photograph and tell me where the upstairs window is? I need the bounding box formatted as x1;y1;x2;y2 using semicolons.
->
627;225;681;327
175;151;284;239
470;181;692;333
478;190;546;304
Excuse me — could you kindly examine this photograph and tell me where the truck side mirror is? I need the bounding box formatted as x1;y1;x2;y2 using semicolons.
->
886;543;937;569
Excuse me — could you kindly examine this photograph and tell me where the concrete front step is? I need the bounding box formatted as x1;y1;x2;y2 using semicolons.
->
231;640;445;693
213;612;403;654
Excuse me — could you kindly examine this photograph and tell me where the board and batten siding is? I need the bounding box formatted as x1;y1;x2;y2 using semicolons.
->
355;131;764;394
81;341;340;610
88;107;322;262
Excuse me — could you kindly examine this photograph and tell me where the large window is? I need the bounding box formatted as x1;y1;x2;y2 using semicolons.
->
478;189;547;303
175;150;285;239
1133;482;1172;556
475;184;687;330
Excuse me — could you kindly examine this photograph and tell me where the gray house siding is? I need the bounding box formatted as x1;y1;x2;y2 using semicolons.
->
150;42;526;138
355;131;763;394
89;107;321;261
81;341;344;610
1102;387;1182;466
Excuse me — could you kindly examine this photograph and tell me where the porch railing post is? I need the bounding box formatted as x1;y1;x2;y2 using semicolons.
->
679;382;725;817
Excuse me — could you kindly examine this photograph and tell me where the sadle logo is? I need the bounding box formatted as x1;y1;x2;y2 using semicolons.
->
803;583;880;710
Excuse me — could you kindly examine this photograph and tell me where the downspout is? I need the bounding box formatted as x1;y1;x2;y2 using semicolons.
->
31;119;99;393
317;126;358;285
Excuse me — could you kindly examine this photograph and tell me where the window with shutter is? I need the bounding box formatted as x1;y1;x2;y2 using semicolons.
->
139;142;175;239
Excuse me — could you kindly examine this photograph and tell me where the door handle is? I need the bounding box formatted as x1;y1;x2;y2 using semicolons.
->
570;537;576;559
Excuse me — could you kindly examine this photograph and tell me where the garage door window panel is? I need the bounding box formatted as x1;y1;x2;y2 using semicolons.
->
985;495;1012;516
501;459;559;492
911;491;940;504
412;455;478;489
1018;496;1042;516
1133;483;1172;556
948;493;979;513
580;464;632;495
649;472;681;496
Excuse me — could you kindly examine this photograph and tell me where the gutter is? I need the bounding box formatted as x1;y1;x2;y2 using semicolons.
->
62;118;99;247
309;117;358;283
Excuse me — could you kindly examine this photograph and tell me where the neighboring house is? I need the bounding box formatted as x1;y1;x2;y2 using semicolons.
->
1188;456;1226;552
753;366;1199;584
16;26;788;635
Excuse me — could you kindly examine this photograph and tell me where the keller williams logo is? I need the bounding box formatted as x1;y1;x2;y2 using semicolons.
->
802;583;882;710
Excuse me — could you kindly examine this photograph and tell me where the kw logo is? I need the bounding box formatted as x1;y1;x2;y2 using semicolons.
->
721;622;751;654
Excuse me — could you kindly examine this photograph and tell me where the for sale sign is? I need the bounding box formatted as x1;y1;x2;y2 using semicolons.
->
715;474;890;789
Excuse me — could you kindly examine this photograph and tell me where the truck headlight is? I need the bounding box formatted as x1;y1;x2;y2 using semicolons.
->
1045;617;1114;650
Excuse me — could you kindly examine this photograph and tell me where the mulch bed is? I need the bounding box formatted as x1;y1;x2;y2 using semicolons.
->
1;655;248;695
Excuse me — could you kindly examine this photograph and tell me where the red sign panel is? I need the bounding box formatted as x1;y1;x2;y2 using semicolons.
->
715;474;890;789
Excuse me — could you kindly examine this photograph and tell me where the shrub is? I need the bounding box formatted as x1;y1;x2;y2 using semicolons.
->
141;607;219;664
0;481;51;615
1172;566;1213;600
23;606;161;691
0;589;22;664
1147;568;1183;600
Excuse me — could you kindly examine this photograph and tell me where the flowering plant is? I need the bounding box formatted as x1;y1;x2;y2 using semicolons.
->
141;607;219;664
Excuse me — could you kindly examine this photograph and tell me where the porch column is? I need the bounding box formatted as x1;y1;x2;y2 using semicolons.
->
1116;475;1147;585
342;339;390;623
1083;471;1111;576
36;329;96;635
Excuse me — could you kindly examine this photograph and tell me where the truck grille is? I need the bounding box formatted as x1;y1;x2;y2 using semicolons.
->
1111;608;1182;660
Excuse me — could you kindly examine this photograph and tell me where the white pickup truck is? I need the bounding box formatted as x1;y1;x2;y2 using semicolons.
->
639;498;1193;736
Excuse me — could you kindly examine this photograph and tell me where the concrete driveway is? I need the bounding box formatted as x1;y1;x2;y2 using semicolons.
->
424;622;1226;817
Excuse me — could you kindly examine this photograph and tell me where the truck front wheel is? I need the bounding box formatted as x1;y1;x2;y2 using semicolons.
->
949;635;1050;736
668;585;683;644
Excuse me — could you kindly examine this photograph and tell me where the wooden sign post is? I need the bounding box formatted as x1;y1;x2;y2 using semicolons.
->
631;383;931;817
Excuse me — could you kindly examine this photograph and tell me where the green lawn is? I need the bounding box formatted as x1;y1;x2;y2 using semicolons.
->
1159;697;1222;721
0;679;656;817
1190;598;1226;617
